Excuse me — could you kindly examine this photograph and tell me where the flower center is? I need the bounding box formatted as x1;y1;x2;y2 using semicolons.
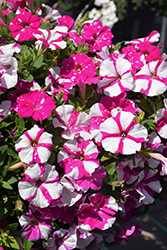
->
31;141;37;147
24;24;29;29
76;64;82;71
79;155;84;161
121;131;127;137
31;218;38;226
152;74;156;78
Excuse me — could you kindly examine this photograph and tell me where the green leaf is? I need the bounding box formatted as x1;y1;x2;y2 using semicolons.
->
22;236;34;250
104;162;117;176
7;147;18;158
0;165;9;177
5;235;20;250
0;121;14;129
7;176;18;185
140;99;153;114
1;181;13;190
4;223;18;234
0;145;7;167
40;22;53;30
141;119;154;130
25;74;34;82
33;54;44;69
15;115;25;130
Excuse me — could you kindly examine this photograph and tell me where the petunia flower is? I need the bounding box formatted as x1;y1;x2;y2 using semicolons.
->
15;124;53;164
43;227;77;250
53;104;91;140
155;98;167;139
100;111;148;155
125;30;160;46
59;53;98;100
19;205;52;241
18;163;62;208
8;9;42;42
16;90;56;121
133;59;167;96
81;19;113;53
58;138;100;178
99;58;134;97
77;193;118;230
34;26;67;52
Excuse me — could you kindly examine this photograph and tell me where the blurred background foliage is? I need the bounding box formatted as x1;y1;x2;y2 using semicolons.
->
34;0;167;20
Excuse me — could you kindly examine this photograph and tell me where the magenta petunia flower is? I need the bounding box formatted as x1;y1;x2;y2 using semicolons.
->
59;53;98;99
16;90;56;121
81;20;114;53
15;124;53;164
8;9;42;42
77;193;118;230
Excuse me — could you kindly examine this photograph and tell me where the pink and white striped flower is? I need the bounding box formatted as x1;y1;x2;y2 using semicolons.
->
128;169;162;205
99;58;134;97
133;59;167;96
77;193;118;231
125;30;160;46
43;227;77;250
15;124;53;164
100;111;148;155
58;138;100;178
0;43;20;89
53;104;91;140
59;175;83;207
18;163;62;208
34;26;67;52
155;98;167;139
19;205;52;241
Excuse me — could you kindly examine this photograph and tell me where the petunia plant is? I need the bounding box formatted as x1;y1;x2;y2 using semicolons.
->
0;1;167;250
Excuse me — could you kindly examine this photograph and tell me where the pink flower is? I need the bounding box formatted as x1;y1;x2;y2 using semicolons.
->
53;104;91;140
34;26;67;52
137;43;161;63
9;9;42;42
125;30;160;46
133;59;167;96
6;0;33;11
155;98;167;139
59;53;98;100
77;193;118;230
15;124;53;164
148;152;167;175
16;90;56;121
129;169;162;205
45;66;71;102
18;163;62;208
58;138;100;179
75;165;106;191
115;218;141;245
43;227;77;250
99;58;134;97
57;15;74;33
19;205;52;241
81;20;113;52
122;45;145;74
100;111;148;155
